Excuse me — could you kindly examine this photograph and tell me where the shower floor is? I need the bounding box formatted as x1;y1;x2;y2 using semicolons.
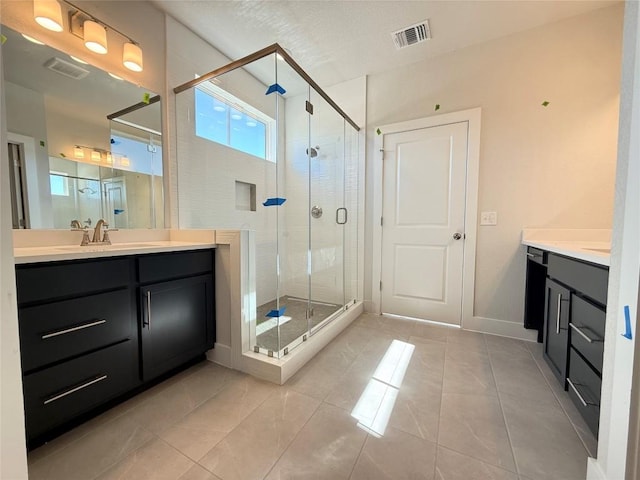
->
255;296;342;353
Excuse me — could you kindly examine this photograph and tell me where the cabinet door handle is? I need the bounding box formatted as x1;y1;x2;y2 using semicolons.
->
146;291;152;330
556;293;562;334
566;378;598;408
569;323;602;343
43;374;108;405
526;252;541;258
41;319;106;339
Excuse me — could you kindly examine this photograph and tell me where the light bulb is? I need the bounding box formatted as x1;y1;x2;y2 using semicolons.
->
120;156;130;167
123;42;143;72
91;150;101;162
73;146;84;159
34;0;63;32
84;20;107;54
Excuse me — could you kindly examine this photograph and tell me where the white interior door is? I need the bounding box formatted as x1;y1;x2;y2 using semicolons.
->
381;121;468;325
102;178;128;228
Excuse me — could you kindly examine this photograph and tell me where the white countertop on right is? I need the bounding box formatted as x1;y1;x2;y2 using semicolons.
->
522;229;611;267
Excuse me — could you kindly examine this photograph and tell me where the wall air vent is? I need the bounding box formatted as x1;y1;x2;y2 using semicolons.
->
392;20;431;49
44;57;90;80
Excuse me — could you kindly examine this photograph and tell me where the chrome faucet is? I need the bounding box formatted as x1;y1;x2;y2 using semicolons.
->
92;219;108;243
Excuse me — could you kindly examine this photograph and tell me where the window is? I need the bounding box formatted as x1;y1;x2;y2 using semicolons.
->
49;171;69;196
195;83;274;161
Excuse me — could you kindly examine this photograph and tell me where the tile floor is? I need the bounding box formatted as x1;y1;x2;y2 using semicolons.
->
27;313;596;480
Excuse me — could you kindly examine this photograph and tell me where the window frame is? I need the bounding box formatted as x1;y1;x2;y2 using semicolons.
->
194;81;276;162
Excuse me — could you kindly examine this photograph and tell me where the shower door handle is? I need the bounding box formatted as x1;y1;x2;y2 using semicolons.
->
336;208;348;225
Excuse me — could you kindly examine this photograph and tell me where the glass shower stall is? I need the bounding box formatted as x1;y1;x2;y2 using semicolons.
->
174;45;360;359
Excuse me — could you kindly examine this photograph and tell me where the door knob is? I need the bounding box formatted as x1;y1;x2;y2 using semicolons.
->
453;233;463;240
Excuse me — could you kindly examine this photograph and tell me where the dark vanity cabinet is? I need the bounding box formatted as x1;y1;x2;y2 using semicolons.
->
16;249;215;446
16;257;138;442
543;278;571;383
138;250;215;381
539;251;608;437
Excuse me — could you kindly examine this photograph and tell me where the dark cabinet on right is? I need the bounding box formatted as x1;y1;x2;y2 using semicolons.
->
542;251;608;437
138;250;215;382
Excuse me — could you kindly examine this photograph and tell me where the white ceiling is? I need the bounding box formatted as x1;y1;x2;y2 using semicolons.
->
152;0;619;88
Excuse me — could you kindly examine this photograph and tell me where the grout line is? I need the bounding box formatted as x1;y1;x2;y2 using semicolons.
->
88;429;159;480
485;334;521;477
347;433;369;479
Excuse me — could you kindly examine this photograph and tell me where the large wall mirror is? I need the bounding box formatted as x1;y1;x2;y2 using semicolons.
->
2;24;163;230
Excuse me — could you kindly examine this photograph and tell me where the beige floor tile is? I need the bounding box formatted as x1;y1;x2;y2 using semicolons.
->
435;446;518;480
27;414;155;480
95;437;194;480
179;464;222;480
159;374;276;460
438;393;516;472
199;389;320;480
500;392;588;480
265;403;367;480
411;321;451;343
354;313;415;337
489;350;559;407
125;363;241;435
442;359;497;396
387;375;442;443
484;335;534;358
446;329;487;351
350;426;437;480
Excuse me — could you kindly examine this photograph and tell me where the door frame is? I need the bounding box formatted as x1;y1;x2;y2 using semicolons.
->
371;108;481;328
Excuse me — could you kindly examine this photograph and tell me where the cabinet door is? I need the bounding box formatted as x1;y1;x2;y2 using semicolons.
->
140;274;214;381
543;278;571;386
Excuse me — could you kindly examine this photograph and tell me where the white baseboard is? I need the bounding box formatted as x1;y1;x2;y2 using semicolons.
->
464;316;538;341
586;458;606;480
363;300;376;313
240;302;364;384
206;342;232;368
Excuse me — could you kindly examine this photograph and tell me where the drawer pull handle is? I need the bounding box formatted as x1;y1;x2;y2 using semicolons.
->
41;319;107;340
566;378;599;408
569;323;602;343
556;293;562;334
146;291;152;330
526;252;541;258
43;374;108;405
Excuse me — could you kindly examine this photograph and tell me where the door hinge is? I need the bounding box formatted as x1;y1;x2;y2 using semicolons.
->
380;217;383;227
380;148;384;160
305;101;314;115
380;280;382;291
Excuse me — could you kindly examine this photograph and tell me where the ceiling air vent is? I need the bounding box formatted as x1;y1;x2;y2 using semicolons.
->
392;20;431;49
44;57;90;80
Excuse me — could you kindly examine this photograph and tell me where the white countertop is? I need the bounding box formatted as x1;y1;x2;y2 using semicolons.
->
521;229;610;267
14;240;216;264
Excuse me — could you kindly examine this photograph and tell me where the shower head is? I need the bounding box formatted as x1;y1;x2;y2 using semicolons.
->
78;187;97;194
306;146;320;158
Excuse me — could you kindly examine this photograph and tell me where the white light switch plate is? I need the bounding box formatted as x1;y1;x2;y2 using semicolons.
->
480;211;497;226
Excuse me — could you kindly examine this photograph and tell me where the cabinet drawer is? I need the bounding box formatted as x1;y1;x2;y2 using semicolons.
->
23;340;138;441
526;247;547;265
16;258;131;304
567;348;601;436
138;250;213;284
547;254;608;305
569;295;605;373
19;289;134;373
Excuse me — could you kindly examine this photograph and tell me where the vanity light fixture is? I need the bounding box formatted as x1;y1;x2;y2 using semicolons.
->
120;155;130;167
91;150;102;162
108;72;123;81
105;152;113;164
33;0;145;72
73;146;84;159
83;19;107;54
21;33;45;45
122;42;143;72
34;0;64;32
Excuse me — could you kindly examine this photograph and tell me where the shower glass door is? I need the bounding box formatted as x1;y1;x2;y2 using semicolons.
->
308;89;345;334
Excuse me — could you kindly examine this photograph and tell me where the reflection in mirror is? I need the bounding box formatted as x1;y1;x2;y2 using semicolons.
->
1;24;163;229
